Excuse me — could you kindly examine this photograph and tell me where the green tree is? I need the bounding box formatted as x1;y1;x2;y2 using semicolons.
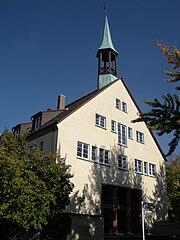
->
0;130;73;239
166;155;180;221
132;41;180;156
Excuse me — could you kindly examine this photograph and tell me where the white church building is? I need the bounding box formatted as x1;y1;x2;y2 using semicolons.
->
13;10;167;240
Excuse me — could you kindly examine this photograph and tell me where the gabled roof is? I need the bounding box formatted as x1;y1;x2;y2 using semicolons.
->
31;109;63;129
28;78;166;160
29;79;119;135
12;122;32;135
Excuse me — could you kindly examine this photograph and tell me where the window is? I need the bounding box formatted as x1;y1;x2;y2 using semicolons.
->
111;120;116;133
116;98;121;110
128;127;133;139
95;114;106;128
135;159;142;173
122;101;127;112
77;141;89;159
39;141;43;151
117;123;127;146
149;163;156;176
136;131;144;143
28;144;36;151
118;155;128;170
144;162;148;175
92;146;97;161
99;148;110;165
34;116;41;129
14;127;21;136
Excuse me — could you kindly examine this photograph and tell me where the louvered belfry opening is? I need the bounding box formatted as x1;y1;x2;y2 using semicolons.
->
98;49;117;76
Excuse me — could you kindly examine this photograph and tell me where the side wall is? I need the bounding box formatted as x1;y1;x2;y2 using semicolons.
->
28;129;57;153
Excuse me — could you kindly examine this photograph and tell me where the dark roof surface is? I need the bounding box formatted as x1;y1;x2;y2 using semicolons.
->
29;79;119;135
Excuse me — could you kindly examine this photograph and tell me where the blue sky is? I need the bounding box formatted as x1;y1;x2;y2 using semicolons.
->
0;0;179;155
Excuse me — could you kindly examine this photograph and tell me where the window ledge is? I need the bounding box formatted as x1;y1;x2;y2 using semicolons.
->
118;168;128;171
90;160;99;164
134;171;143;175
128;137;133;140
111;131;117;134
95;124;107;130
136;141;145;144
149;174;156;178
117;143;128;148
76;156;90;162
99;163;111;167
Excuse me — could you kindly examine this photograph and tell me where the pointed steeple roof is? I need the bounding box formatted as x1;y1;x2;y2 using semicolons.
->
98;13;118;54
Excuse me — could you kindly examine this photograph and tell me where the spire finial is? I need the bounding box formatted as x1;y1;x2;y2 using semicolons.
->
104;0;107;15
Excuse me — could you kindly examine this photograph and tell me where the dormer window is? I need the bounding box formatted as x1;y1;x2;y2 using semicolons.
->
13;127;21;137
34;116;41;129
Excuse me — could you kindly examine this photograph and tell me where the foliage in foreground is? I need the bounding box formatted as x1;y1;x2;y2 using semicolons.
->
0;130;73;238
166;155;180;221
132;41;180;156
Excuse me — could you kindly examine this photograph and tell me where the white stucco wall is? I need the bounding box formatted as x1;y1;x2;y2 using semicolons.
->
29;131;56;154
56;79;167;219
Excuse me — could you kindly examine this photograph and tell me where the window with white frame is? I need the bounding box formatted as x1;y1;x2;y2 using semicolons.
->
34;116;41;129
136;131;144;143
122;101;127;113
111;120;116;133
95;114;106;128
116;98;121;110
144;162;148;175
149;163;156;176
118;155;128;170
99;148;110;165
92;146;97;161
77;141;89;159
117;123;127;146
135;159;142;173
128;127;133;139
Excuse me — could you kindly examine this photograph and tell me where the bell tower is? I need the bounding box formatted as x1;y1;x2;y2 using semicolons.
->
97;8;118;89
